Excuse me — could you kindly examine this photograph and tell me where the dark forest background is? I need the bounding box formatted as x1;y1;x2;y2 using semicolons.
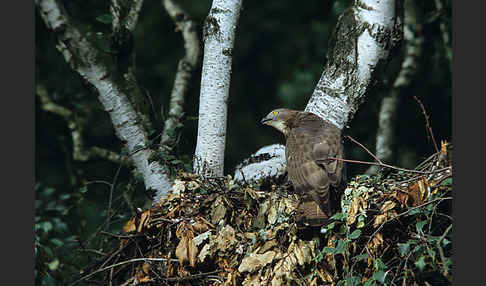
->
35;0;451;284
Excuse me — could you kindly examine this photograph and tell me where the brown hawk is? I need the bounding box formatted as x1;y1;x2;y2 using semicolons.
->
261;108;345;226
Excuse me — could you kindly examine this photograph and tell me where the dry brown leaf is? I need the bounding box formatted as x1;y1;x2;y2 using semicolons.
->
142;262;150;274
175;229;197;267
347;197;359;225
238;251;276;273
137;210;151;232
380;201;396;213
395;190;409;206
216;225;238;252
211;196;227;225
122;217;136;233
367;233;383;253
373;214;387;228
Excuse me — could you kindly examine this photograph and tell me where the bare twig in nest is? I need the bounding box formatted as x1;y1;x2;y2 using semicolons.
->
328;157;451;175
70;258;175;286
413;96;439;154
346;135;383;164
161;270;223;282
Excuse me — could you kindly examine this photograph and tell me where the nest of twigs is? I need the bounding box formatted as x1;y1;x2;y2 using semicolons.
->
72;142;452;286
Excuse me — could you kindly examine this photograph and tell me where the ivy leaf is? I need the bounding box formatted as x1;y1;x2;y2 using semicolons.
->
349;229;361;240
398;242;411;257
372;270;386;283
322;247;336;254
374;258;387;271
415;256;427;271
50;238;64;247
48;259;60;271
334;239;346;254
416;220;427;234
330;212;345;221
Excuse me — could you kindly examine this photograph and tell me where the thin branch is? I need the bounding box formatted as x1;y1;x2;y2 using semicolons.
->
69;257;175;286
328;157;451;175
413;96;439;154
346;135;382;164
160;0;201;149
37;85;127;165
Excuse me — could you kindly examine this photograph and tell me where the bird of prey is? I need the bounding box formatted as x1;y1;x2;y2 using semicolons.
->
261;108;345;226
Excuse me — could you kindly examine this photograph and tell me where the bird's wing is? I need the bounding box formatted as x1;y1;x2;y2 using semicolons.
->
312;127;343;187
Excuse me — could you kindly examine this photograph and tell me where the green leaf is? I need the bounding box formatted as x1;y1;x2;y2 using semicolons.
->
322;247;336;254
42;187;56;197
372;270;386;283
442;238;451;246
50;238;64;247
363;278;378;286
439;177;452;186
349;229;361;240
346;276;361;286
416;220;427;234
79;186;88;193
398;242;411;257
374;258;387;271
330;212;345;221
414;256;427;271
48;259;60;271
41;221;53;233
334;239;346;254
96;14;113;24
59;193;71;200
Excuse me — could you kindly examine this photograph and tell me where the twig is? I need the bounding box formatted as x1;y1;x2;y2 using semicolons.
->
364;197;452;256
105;164;123;230
69;258;174;286
327;157;451;175
413;96;439;154
346;135;382;164
161;270;223;282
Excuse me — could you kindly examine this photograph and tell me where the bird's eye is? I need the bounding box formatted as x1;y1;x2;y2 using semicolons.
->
273;111;279;116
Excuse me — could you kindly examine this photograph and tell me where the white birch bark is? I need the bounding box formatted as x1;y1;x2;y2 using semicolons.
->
235;0;403;182
305;0;402;129
36;0;172;201
193;0;243;177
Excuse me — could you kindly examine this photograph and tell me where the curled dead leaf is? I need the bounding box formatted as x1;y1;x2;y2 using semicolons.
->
347;197;359;225
380;201;396;213
123;217;136;233
137;210;151;232
175;229;197;267
238;251;276;273
373;214;387;228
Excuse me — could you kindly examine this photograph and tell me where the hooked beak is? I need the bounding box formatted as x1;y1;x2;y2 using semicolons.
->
261;116;271;124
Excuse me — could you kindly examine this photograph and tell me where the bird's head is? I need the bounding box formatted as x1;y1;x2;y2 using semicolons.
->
261;108;296;136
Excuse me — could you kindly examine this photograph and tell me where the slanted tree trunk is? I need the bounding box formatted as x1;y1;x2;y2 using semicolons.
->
36;0;173;199
193;0;243;177
235;0;404;183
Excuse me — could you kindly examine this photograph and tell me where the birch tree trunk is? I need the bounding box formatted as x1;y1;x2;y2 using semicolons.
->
193;0;243;177
235;0;403;183
36;0;172;199
367;0;424;174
